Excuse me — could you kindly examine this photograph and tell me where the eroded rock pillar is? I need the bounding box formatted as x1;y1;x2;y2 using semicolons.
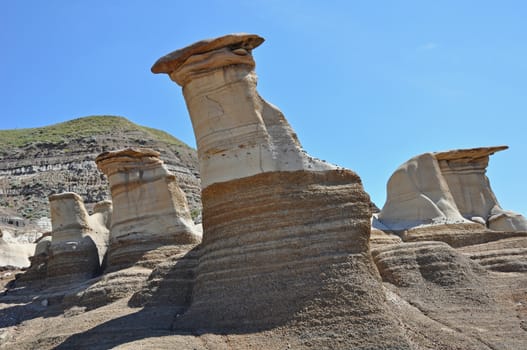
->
378;146;527;232
95;148;201;271
47;192;100;281
151;34;410;348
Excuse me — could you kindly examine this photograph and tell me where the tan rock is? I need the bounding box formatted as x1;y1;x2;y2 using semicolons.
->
459;235;527;272
152;33;335;189
34;233;52;256
4;34;527;350
377;152;467;230
151;33;265;77
87;200;112;266
18;196;111;285
10;232;51;285
0;229;35;268
46;192;101;281
436;146;505;219
377;146;527;232
488;206;527;231
152;34;412;348
95;148;201;271
372;241;527;348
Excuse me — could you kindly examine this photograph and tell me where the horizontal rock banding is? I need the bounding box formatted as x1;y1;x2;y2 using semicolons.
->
176;170;376;329
155;33;412;347
459;236;527;272
372;241;527;348
171;170;411;347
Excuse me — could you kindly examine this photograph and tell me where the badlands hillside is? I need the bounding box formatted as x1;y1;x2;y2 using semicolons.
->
0;115;201;222
1;33;527;349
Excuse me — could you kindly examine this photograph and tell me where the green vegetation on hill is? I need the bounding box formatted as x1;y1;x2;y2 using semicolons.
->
0;116;189;150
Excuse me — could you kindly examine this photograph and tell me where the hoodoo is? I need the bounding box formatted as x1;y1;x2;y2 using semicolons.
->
152;33;336;188
378;146;527;231
95;148;201;271
152;33;410;347
46;192;103;281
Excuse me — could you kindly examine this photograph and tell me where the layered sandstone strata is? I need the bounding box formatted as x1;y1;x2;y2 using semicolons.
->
95;148;201;271
377;146;527;231
46;192;103;281
372;241;527;349
151;34;411;347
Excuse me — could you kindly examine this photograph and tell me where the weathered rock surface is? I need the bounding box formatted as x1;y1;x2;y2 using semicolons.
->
458;236;527;272
377;152;468;230
377;146;527;232
46;192;107;282
372;241;527;348
96;148;201;271
151;33;413;348
153;33;335;189
87;200;112;266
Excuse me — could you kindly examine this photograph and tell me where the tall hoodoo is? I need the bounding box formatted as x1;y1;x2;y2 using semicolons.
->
152;33;335;189
152;34;410;347
95;148;201;271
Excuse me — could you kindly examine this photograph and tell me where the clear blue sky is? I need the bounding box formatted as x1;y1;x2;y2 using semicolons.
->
1;1;526;215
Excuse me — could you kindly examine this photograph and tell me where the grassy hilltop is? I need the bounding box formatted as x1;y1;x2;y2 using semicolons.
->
0;115;189;151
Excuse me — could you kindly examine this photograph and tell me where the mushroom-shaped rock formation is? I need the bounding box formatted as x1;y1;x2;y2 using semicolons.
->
152;33;336;189
95;148;201;271
152;34;411;348
46;192;102;282
377;146;527;232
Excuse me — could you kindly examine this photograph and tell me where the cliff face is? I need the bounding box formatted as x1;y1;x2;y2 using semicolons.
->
0;116;201;225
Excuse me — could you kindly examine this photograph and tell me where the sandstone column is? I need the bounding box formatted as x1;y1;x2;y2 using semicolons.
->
95;148;201;271
46;192;100;281
151;34;410;348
